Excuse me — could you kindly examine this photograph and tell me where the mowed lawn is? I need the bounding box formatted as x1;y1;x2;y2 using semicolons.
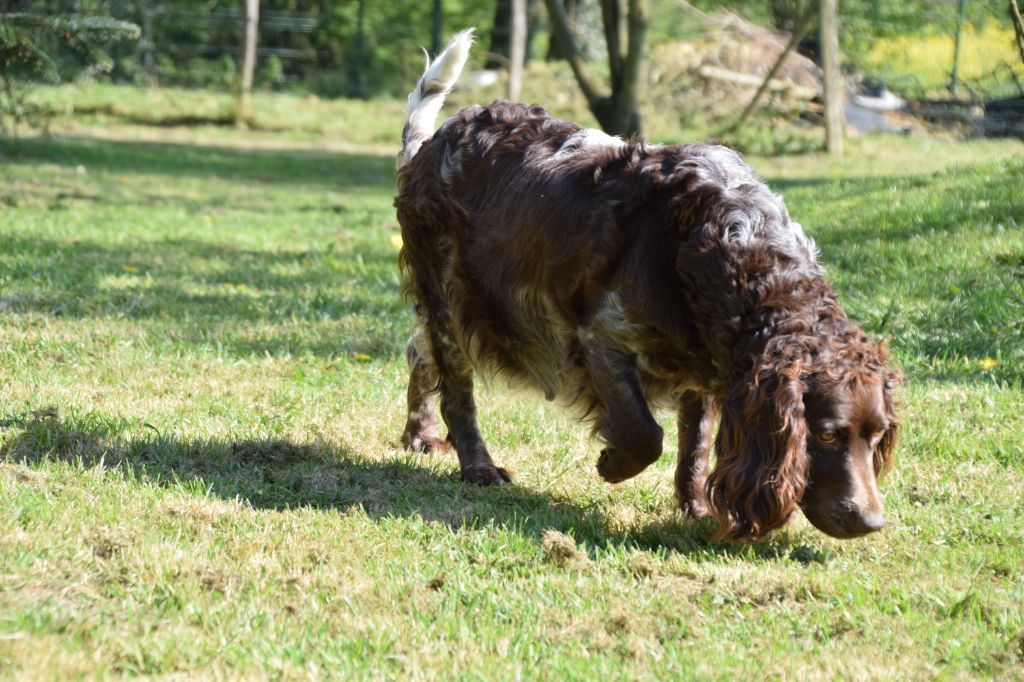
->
1;87;1023;679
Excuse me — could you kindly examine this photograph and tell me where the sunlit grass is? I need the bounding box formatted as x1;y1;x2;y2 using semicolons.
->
1;86;1022;678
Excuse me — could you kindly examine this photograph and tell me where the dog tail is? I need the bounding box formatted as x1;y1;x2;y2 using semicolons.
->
400;28;474;165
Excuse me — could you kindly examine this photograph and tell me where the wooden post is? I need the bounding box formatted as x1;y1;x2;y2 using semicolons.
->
820;0;843;156
140;5;155;86
236;0;259;128
950;0;966;93
509;0;527;101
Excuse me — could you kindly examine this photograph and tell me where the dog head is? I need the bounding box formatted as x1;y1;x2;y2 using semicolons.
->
706;331;900;542
798;354;901;538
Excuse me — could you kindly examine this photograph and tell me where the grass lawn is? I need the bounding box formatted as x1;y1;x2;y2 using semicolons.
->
1;84;1023;679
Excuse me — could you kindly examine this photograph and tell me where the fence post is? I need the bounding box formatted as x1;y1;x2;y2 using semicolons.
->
820;0;844;156
509;0;527;100
236;0;259;128
140;5;155;86
950;0;966;93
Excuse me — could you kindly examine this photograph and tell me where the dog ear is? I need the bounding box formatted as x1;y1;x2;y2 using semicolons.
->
875;369;901;477
706;358;810;542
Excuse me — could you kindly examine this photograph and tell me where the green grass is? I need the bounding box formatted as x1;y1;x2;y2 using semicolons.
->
1;85;1023;679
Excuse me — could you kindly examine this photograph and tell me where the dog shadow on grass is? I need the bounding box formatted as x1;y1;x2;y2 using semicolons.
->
0;409;829;563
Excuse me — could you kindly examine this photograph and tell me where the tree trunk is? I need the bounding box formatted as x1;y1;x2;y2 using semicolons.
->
235;0;259;128
543;0;647;136
950;0;966;93
347;0;367;98
431;0;443;55
819;0;843;156
546;0;578;61
509;0;528;101
487;0;511;68
140;3;155;86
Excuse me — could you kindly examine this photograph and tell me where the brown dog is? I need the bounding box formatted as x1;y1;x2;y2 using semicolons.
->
394;30;900;541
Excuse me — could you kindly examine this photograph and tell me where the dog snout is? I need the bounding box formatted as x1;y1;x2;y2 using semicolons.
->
802;503;886;538
848;509;884;536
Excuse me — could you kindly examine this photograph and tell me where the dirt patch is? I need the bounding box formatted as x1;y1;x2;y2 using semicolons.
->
629;553;658;579
89;525;134;560
0;461;47;485
541;529;584;567
161;498;231;530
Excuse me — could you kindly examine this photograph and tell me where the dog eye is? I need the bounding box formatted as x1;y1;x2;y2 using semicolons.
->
818;431;837;443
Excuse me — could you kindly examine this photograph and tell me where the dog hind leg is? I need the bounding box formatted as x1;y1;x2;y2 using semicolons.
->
401;326;448;453
425;310;513;486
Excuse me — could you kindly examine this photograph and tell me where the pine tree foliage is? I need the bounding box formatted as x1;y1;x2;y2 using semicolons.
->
0;12;139;129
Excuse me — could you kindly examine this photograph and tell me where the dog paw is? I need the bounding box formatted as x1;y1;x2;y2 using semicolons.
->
674;477;711;519
401;431;450;454
598;446;651;483
597;448;638;483
679;497;711;520
461;465;513;486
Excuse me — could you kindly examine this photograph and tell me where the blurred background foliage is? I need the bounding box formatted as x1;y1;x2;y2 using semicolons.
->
2;0;1020;98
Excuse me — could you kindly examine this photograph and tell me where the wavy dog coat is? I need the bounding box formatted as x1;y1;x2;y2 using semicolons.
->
394;30;899;541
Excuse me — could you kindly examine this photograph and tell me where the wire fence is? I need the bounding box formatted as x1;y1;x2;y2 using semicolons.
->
8;0;1023;101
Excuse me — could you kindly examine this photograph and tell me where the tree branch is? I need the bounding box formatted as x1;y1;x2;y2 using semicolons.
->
731;0;816;130
616;0;647;122
543;0;609;104
1010;0;1024;66
601;0;623;87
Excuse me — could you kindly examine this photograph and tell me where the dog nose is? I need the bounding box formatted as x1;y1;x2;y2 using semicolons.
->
851;510;884;535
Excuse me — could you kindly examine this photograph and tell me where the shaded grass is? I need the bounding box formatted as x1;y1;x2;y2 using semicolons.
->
1;90;1023;678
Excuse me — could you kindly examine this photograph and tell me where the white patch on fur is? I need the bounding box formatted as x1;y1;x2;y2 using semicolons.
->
409;325;434;362
538;128;626;169
679;145;819;270
583;292;645;357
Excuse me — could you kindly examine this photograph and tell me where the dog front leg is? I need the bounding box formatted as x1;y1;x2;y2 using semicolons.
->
583;341;664;483
674;392;716;519
426;319;513;486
